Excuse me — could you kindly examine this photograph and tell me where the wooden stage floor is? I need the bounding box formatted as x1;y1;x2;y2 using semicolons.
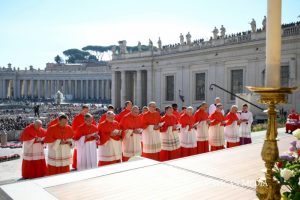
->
0;133;292;200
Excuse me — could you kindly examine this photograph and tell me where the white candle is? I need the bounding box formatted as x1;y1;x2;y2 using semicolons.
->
265;0;282;88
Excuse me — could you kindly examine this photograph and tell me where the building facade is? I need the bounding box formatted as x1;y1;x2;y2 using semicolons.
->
110;22;300;113
0;63;112;101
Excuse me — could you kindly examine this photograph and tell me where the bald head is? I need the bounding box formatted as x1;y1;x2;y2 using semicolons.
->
106;111;115;122
215;97;221;104
34;120;42;129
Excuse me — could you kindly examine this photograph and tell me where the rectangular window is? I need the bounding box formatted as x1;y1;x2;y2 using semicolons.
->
195;73;206;101
281;66;289;87
165;75;174;101
231;69;243;100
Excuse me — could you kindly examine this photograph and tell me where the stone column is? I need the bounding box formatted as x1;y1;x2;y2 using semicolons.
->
13;79;17;99
74;80;78;99
120;71;126;106
68;80;71;96
62;80;65;93
108;80;111;99
56;80;59;91
24;80;28;97
136;70;142;107
80;80;83;100
37;80;41;99
265;0;282;87
50;80;54;98
44;80;48;98
85;80;89;100
96;80;100;99
111;72;116;106
105;80;110;100
17;79;21;98
101;80;105;99
91;80;94;99
3;79;6;98
147;69;152;103
30;79;34;98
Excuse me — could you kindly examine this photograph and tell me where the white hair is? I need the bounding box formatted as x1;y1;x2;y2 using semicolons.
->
187;106;194;112
132;105;139;110
148;101;156;106
231;105;238;110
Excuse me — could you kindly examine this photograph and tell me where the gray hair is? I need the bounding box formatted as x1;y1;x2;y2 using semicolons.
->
34;120;42;126
148;101;156;107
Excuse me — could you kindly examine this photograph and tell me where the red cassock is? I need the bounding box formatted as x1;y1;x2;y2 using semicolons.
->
194;109;209;154
225;112;240;148
141;111;161;161
179;114;197;157
74;123;99;170
159;115;181;161
115;109;131;122
71;114;96;169
98;120;122;166
47;118;59;128
44;124;74;175
286;113;299;133
120;113;143;162
208;111;226;151
20;124;47;179
99;114;107;124
74;124;99;141
173;110;181;120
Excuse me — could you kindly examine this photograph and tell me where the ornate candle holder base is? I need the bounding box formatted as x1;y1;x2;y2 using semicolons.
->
246;86;298;200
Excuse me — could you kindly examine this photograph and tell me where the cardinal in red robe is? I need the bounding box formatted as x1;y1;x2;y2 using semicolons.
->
286;109;299;133
47;112;66;128
208;103;226;151
224;105;240;148
140;102;162;161
194;102;210;154
159;106;181;161
179;107;197;157
99;105;115;124
44;114;74;175
172;103;181;119
120;106;143;162
98;111;122;166
73;113;99;170
20;120;47;179
115;101;132;122
72;105;96;169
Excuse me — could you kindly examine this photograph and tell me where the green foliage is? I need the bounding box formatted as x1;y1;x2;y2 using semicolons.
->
274;139;300;199
58;44;157;64
54;55;62;64
63;48;91;63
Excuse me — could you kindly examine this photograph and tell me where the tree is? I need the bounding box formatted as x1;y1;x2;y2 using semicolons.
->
54;55;62;64
63;49;91;63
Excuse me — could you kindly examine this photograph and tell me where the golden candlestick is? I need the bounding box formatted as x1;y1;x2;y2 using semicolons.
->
246;86;298;200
